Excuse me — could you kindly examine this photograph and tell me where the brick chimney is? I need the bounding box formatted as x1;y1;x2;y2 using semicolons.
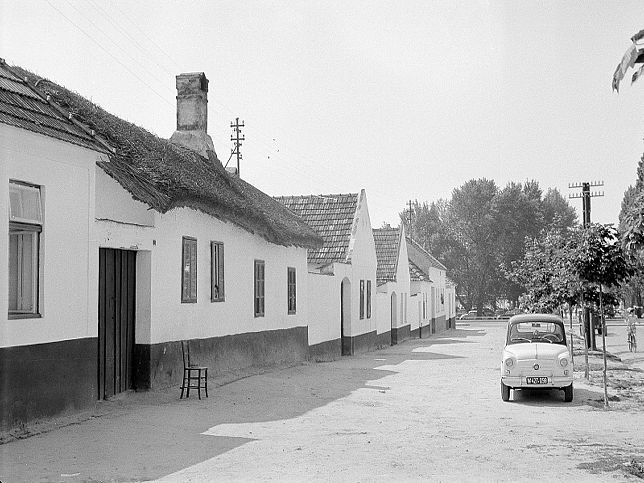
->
169;72;216;158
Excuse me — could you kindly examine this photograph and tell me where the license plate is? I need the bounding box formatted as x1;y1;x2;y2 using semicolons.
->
526;376;548;384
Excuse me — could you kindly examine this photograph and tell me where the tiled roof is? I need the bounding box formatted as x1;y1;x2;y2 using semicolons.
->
373;226;401;285
409;258;431;282
7;62;322;249
0;60;107;153
275;193;358;265
406;237;447;271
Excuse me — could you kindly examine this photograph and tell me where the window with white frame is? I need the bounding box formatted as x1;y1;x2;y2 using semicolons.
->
366;280;372;319
210;241;224;302
8;181;42;317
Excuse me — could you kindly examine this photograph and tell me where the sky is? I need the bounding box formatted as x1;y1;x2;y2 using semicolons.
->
2;0;644;227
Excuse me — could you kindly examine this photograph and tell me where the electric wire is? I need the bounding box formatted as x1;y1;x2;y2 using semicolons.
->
47;1;396;214
45;0;175;110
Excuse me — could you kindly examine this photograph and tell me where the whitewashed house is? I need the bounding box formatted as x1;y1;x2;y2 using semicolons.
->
275;191;378;358
406;237;450;334
373;225;414;345
0;60;112;431
2;62;322;430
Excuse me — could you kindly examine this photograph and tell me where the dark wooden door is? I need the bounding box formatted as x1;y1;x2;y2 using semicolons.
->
98;248;136;399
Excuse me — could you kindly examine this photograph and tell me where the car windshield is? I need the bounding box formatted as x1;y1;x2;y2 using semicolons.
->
507;321;566;345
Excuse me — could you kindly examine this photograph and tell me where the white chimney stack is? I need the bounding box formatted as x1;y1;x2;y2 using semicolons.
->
169;72;216;158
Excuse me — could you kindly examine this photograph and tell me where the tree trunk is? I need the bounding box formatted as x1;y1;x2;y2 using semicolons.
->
581;290;589;380
568;302;574;365
599;286;609;409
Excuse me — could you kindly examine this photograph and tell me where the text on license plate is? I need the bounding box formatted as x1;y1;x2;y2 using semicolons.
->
526;376;548;384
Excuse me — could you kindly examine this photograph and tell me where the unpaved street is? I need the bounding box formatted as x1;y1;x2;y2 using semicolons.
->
2;321;643;482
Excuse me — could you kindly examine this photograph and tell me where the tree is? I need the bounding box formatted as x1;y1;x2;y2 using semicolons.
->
569;224;634;407
542;188;578;231
403;179;578;311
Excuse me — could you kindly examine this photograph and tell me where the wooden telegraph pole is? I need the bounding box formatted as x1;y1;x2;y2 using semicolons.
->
230;118;245;176
569;181;604;351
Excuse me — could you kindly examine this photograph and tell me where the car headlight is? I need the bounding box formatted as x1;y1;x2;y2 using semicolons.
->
559;358;568;367
505;358;514;367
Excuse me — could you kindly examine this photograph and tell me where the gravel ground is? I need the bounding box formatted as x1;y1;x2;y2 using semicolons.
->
1;320;643;482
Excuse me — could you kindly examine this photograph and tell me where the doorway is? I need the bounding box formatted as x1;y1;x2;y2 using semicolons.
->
98;248;136;399
341;278;352;355
391;291;398;345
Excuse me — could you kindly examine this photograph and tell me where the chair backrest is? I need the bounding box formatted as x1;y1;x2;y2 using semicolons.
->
181;340;191;368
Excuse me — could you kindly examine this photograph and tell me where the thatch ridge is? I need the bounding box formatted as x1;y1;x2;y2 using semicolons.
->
11;64;322;249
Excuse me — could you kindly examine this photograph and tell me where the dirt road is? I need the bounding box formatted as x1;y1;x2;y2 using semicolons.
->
2;321;643;482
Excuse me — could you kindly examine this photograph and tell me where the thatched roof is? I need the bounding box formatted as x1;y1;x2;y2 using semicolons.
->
9;64;322;249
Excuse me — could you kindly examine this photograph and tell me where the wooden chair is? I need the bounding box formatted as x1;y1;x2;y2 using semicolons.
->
180;340;208;399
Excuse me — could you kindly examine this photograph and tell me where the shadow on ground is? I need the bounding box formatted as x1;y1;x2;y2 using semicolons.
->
1;328;473;482
508;385;613;409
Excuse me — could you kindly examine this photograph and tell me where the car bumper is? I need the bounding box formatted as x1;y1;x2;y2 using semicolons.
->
501;376;573;389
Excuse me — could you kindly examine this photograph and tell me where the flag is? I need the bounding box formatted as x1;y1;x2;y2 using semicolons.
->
632;64;644;85
612;41;638;92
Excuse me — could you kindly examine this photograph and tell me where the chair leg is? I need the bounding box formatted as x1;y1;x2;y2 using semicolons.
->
180;369;186;399
197;369;202;400
205;368;208;398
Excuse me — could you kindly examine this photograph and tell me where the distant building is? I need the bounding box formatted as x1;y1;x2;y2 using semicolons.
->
276;191;378;357
373;224;414;345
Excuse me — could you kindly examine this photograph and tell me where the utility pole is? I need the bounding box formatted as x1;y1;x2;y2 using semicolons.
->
569;181;604;350
230;118;245;176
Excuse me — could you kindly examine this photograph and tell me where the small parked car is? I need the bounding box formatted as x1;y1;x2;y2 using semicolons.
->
459;308;495;320
500;314;573;402
496;308;522;320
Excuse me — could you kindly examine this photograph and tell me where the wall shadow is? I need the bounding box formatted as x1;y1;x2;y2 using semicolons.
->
1;328;478;482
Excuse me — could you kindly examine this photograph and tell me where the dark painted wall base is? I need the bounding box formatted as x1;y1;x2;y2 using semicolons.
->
436;315;447;332
376;330;391;348
420;323;431;338
0;338;97;432
135;326;309;390
309;338;341;362
343;329;378;355
392;324;411;345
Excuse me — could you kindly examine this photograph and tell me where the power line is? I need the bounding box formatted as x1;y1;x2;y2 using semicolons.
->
47;2;391;204
86;0;176;76
45;0;175;110
62;0;175;99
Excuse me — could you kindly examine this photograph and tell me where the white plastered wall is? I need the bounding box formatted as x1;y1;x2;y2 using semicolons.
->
345;190;377;338
306;271;340;346
1;124;102;348
95;177;310;345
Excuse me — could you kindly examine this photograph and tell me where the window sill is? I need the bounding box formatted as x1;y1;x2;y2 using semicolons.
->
8;313;42;320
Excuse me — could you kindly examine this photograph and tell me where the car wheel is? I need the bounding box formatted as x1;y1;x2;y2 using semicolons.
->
501;381;510;401
563;384;573;402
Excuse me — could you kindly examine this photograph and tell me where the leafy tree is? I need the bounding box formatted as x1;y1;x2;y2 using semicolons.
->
542;188;578;231
569;224;634;407
402;179;578;311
